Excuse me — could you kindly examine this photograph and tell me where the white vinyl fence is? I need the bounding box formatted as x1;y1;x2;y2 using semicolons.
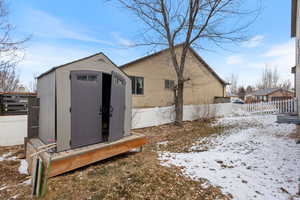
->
132;99;298;129
0;115;27;146
0;99;297;146
132;103;239;129
242;98;297;115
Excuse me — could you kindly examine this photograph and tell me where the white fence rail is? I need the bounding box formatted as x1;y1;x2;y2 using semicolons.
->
132;103;238;129
0;100;298;146
243;99;297;115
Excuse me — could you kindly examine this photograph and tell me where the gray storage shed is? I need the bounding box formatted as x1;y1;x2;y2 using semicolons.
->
36;53;132;152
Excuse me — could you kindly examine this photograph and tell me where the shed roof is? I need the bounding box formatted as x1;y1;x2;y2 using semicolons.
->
119;44;228;86
250;88;290;96
37;52;128;79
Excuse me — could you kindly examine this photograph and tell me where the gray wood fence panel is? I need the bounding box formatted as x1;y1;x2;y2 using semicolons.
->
28;97;40;139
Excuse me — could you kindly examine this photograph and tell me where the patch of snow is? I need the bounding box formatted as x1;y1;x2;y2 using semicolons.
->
18;159;28;175
157;141;169;146
230;105;251;117
0;185;7;191
0;152;17;161
21;178;31;185
10;194;19;199
201;182;211;189
159;115;300;200
213;115;276;128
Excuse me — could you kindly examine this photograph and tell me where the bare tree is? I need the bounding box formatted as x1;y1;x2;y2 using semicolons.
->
226;73;238;95
111;0;260;124
0;62;19;92
246;85;253;94
256;66;280;89
237;86;246;100
0;0;28;92
0;0;30;71
278;79;292;91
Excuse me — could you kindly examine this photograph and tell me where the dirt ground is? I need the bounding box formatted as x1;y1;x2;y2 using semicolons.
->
0;120;232;200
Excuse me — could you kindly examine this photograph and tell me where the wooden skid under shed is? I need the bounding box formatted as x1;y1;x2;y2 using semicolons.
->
26;134;147;178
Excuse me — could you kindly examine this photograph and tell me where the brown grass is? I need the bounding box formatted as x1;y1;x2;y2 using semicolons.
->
133;119;225;153
0;120;231;200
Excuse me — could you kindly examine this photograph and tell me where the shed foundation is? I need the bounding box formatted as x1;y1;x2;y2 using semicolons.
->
26;133;147;178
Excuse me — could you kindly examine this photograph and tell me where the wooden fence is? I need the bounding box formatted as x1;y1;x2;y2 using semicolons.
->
0;92;36;116
243;98;297;115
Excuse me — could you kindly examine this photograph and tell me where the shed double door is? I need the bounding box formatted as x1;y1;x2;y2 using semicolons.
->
70;71;103;148
70;70;126;149
109;71;126;142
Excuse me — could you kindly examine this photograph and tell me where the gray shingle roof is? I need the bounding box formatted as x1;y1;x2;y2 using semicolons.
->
251;88;280;96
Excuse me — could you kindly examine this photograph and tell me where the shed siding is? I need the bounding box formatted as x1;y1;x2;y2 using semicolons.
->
122;47;224;108
55;54;131;152
37;71;56;144
296;0;300;115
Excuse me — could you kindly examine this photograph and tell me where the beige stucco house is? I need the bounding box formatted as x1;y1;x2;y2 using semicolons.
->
120;45;227;108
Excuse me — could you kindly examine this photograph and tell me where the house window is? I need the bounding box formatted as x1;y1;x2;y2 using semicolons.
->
165;80;175;90
130;76;144;95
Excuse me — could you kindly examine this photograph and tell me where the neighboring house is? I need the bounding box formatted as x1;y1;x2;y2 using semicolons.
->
120;45;227;108
291;0;300;115
245;88;294;102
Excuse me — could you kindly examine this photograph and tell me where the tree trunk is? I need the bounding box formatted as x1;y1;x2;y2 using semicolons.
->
175;79;184;125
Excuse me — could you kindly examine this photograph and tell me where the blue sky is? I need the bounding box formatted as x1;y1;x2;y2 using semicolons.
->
8;0;294;88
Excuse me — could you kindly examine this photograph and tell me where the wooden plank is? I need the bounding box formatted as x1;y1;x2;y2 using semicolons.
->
26;142;36;174
48;135;147;177
41;157;52;197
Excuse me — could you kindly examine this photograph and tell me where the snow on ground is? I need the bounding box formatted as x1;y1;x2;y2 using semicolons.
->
18;159;28;175
159;115;300;200
19;178;31;186
0;152;17;161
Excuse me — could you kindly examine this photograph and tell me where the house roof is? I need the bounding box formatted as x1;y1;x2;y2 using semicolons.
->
37;52;129;79
250;88;293;96
291;0;297;37
120;44;228;86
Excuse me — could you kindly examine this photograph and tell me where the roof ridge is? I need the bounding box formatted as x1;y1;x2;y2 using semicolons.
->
37;52;104;79
120;44;227;85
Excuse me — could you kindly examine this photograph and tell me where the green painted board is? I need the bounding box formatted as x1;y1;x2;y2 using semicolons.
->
31;157;39;196
36;158;43;197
